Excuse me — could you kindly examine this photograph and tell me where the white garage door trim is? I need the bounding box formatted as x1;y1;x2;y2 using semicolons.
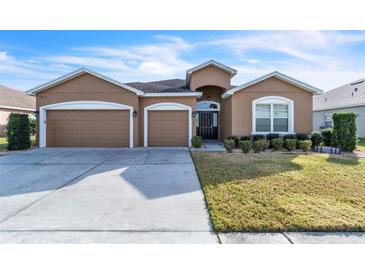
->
39;101;134;148
144;102;192;147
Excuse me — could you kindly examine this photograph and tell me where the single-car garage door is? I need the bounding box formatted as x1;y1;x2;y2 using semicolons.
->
46;109;130;147
148;110;189;147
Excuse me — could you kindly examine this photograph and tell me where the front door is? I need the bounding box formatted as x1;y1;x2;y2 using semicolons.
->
197;111;218;139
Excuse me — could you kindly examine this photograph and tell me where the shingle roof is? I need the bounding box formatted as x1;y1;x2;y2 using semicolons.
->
313;78;365;111
0;85;35;111
125;78;192;93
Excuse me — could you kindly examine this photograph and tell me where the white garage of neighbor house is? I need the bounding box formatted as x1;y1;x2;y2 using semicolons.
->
313;78;365;138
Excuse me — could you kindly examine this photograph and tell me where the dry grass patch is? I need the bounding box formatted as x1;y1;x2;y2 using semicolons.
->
356;138;365;152
192;152;365;232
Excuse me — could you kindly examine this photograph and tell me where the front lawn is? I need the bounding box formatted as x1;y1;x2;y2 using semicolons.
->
0;136;36;151
0;137;7;150
192;152;365;232
357;138;365;152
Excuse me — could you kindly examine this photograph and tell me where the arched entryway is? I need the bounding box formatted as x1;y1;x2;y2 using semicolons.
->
195;85;225;140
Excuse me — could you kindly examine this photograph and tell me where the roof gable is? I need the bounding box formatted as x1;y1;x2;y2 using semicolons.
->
221;71;323;98
186;60;237;85
313;77;365;111
26;68;144;96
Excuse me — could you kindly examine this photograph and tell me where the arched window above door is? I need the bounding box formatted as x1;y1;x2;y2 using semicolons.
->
196;101;220;111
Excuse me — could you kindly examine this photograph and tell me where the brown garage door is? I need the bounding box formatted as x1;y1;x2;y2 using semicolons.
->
46;110;130;147
148;110;188;147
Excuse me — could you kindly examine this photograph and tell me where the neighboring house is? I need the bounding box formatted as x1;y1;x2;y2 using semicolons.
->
0;85;36;137
313;78;365;137
26;60;322;148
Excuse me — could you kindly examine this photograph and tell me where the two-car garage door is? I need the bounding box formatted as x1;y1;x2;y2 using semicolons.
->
46;110;130;147
43;104;190;148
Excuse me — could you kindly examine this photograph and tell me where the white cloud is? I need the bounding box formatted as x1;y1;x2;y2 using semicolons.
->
48;35;194;80
206;31;365;63
0;51;69;90
1;31;365;91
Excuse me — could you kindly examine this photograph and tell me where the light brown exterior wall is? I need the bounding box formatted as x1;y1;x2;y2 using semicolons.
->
230;77;313;136
36;73;139;146
220;97;232;140
138;97;196;146
189;65;231;91
148;111;188;147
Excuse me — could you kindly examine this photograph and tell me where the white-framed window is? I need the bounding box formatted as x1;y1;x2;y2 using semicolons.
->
252;96;294;134
324;113;333;128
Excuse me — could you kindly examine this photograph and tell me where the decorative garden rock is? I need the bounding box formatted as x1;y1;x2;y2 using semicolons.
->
314;146;341;154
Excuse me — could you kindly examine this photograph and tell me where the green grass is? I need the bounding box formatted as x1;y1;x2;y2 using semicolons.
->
0;136;36;151
0;137;7;150
356;138;365;152
192;152;365;232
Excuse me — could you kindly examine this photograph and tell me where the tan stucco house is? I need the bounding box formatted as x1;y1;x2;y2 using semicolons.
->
26;60;322;148
0;85;36;137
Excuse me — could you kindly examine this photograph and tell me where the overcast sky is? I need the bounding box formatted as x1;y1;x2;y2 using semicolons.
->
1;30;365;91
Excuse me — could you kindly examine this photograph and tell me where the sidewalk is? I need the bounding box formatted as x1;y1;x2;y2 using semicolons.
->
190;140;225;152
219;232;365;244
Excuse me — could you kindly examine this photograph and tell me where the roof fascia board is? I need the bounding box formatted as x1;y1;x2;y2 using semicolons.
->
0;105;35;112
313;102;365;111
142;92;202;98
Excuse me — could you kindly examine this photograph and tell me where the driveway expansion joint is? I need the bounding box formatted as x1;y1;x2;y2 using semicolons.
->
282;232;294;244
0;150;122;225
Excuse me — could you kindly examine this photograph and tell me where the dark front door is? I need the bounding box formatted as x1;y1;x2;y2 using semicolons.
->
197;111;218;139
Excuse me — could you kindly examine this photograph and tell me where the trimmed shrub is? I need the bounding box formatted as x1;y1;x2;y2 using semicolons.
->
252;140;265;153
267;133;279;141
239;140;252;153
284;139;296;151
240;135;251;141
272;138;284;151
298;140;312;152
224;139;235;153
296;133;310;140
295;133;310;148
310;131;322;147
191;136;203;148
264;139;270;150
7;113;31;151
321;128;333;146
267;133;279;148
29;117;37;135
227;135;239;148
252;134;266;141
283;134;296;140
331;112;358;151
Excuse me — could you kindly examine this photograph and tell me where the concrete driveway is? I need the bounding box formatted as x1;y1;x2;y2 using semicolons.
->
0;148;217;243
